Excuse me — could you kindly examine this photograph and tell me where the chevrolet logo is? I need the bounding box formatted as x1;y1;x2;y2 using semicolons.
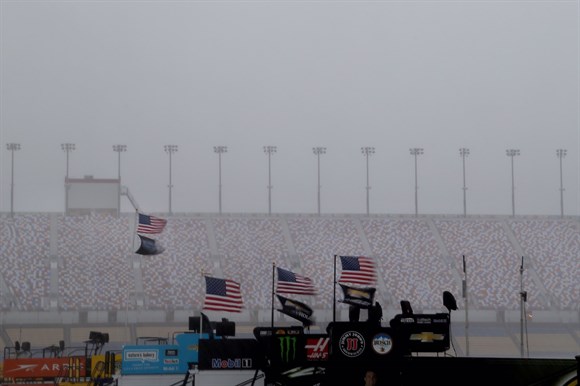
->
410;332;445;343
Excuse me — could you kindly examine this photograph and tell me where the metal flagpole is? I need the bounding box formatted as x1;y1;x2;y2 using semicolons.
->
519;256;526;358
333;255;337;323
463;255;469;356
271;263;275;328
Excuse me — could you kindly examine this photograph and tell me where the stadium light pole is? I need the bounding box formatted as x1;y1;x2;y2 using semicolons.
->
264;146;277;215
556;149;567;218
61;143;75;179
313;147;326;215
113;145;127;218
6;143;21;218
164;145;178;215
459;148;470;217
361;147;375;215
214;146;228;214
506;149;520;217
112;145;127;180
410;148;424;216
61;143;75;215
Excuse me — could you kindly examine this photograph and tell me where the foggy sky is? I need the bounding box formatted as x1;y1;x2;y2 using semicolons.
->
1;0;579;216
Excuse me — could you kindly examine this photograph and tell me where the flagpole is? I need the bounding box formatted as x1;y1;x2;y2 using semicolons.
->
271;262;275;328
200;270;205;343
333;255;337;323
133;211;138;252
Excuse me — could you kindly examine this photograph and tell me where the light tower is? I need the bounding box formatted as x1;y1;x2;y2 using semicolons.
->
214;146;228;214
61;143;75;215
263;146;277;215
6;143;21;218
312;147;327;215
112;145;127;217
112;145;127;180
506;149;520;217
361;147;375;215
556;149;567;217
459;148;470;217
409;148;424;216
164;145;178;215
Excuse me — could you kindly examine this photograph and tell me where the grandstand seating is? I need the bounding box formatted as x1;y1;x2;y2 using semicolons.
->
2;212;579;359
0;213;578;314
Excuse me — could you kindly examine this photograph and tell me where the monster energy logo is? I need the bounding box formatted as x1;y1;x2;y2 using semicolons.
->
278;336;297;362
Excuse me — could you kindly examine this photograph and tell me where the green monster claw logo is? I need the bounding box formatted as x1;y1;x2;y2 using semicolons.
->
278;336;297;362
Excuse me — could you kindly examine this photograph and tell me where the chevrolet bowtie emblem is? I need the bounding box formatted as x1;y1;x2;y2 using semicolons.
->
410;332;445;343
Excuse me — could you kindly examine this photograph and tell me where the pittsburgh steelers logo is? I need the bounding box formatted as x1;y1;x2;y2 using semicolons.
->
372;332;393;355
339;330;365;357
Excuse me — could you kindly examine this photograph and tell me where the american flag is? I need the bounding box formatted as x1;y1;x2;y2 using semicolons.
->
276;267;317;295
137;213;167;234
338;256;377;285
203;276;244;313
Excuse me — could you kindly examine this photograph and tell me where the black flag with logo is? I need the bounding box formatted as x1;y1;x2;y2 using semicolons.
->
135;235;165;256
339;284;376;309
276;295;314;327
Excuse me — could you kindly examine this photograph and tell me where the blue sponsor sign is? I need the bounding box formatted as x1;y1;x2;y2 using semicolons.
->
122;333;213;375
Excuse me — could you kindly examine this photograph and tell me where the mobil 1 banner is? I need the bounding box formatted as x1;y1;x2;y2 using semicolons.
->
198;339;260;370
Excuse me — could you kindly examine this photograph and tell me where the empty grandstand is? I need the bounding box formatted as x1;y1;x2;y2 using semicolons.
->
0;212;578;359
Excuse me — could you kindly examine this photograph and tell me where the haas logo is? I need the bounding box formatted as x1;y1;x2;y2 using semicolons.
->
305;337;329;361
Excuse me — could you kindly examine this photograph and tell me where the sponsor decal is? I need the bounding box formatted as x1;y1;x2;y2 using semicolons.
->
3;358;86;378
305;337;329;361
279;336;298;362
164;359;179;364
410;332;445;343
165;349;178;356
371;332;393;355
210;358;253;369
124;350;159;361
339;330;365;358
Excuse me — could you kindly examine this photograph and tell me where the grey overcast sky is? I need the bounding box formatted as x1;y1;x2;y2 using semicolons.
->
0;0;579;216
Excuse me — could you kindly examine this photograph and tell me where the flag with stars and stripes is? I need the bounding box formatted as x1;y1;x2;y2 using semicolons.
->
203;276;244;313
338;256;377;285
137;213;167;235
276;267;317;296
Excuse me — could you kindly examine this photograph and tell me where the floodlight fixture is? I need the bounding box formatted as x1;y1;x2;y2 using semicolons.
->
410;148;424;216
556;149;567;217
312;147;327;215
6;143;21;217
264;146;277;214
361;147;375;215
214;146;228;213
164;145;178;214
459;148;470;217
506;149;520;217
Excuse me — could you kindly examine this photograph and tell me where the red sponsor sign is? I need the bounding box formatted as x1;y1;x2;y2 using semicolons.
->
305;336;329;361
3;357;86;378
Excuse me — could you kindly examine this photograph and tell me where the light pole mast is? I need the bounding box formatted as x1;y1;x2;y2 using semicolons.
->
113;145;127;217
113;145;127;180
361;147;375;216
459;148;470;217
264;146;277;215
556;149;567;218
6;143;21;218
61;143;76;215
410;148;424;216
312;147;326;215
164;145;178;215
506;149;520;217
214;146;228;214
